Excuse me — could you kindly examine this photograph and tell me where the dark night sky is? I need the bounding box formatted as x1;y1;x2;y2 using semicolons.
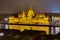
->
0;0;60;14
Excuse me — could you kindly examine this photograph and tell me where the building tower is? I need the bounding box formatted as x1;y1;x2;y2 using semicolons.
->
27;6;35;19
21;10;26;19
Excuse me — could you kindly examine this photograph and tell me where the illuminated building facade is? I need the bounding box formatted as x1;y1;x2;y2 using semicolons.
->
8;8;49;34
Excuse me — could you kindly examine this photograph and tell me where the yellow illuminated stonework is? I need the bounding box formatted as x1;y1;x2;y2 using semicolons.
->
9;8;49;34
27;7;35;19
9;25;49;34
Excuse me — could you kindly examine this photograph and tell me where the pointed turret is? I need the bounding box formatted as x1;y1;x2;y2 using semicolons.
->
21;10;26;19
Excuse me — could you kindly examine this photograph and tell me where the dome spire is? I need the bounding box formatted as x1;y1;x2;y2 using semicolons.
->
30;5;32;10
